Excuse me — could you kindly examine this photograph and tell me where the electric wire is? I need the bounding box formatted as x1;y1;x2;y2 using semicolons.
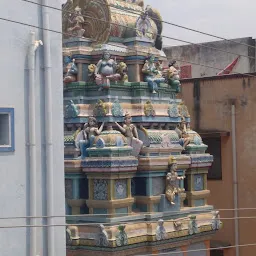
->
2;207;256;220
1;3;255;254
0;16;95;42
19;0;256;79
22;0;256;62
1;215;256;226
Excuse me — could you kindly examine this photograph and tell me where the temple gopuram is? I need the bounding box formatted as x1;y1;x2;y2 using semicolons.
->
62;0;222;255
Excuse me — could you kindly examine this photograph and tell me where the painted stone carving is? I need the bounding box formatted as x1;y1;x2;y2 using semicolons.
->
93;100;107;117
116;62;128;82
67;6;85;38
212;211;221;230
116;225;128;246
96;138;105;148
66;227;72;245
142;54;165;93
88;64;96;82
115;112;143;157
155;219;167;241
167;60;181;93
193;135;202;145
175;117;191;150
94;51;121;90
64;100;79;118
188;215;199;235
94;179;108;200
144;100;156;116
66;226;79;246
75;116;104;158
96;224;109;247
135;9;153;39
161;134;171;148
111;99;124;117
115;180;127;199
194;175;204;191
173;220;183;231
178;102;190;118
63;59;78;84
165;157;185;205
168;102;180;118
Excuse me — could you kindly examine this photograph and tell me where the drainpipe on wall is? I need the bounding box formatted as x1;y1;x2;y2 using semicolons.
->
231;103;239;256
28;31;42;256
42;2;55;256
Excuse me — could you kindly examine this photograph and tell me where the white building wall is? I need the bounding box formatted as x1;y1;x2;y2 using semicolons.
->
0;0;65;255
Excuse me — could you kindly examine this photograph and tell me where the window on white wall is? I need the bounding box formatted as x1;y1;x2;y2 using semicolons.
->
0;113;10;145
0;108;15;152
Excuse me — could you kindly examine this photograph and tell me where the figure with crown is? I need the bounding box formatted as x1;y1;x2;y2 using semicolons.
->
142;53;165;94
115;112;143;157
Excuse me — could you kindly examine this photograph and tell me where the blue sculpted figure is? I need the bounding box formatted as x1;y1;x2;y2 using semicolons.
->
75;116;104;159
142;54;165;94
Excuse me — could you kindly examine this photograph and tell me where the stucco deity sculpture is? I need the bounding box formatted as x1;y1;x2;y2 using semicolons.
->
88;64;96;82
165;158;184;205
63;59;78;84
116;62;128;82
75;116;104;158
67;6;85;38
135;9;153;39
155;219;167;241
175;117;191;150
142;54;165;93
167;60;181;93
94;51;121;90
115;113;143;157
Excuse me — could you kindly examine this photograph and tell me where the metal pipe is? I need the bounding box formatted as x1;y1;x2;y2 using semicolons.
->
42;1;55;255
231;104;239;256
28;30;37;256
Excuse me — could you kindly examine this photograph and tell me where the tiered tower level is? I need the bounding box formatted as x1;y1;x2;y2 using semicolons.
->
62;0;222;255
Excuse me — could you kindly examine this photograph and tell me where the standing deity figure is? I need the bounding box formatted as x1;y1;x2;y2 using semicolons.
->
115;113;143;157
155;219;167;241
142;54;165;93
165;158;184;205
175;117;191;150
135;9;152;39
63;58;78;84
167;60;181;93
67;6;85;38
94;51;121;90
75;116;104;159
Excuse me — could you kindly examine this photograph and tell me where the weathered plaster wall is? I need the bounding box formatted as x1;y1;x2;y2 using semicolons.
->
164;37;255;78
0;0;65;255
181;75;256;256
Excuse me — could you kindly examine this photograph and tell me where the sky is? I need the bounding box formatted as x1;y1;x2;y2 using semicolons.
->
144;0;256;46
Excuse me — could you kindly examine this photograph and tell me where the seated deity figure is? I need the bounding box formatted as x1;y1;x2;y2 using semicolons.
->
115;113;143;157
63;59;78;84
67;6;85;38
167;60;181;93
142;54;165;94
175;117;191;150
94;51;121;91
75;116;104;159
165;158;184;205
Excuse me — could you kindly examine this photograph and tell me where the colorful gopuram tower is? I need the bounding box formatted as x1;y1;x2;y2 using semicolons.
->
62;0;222;255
